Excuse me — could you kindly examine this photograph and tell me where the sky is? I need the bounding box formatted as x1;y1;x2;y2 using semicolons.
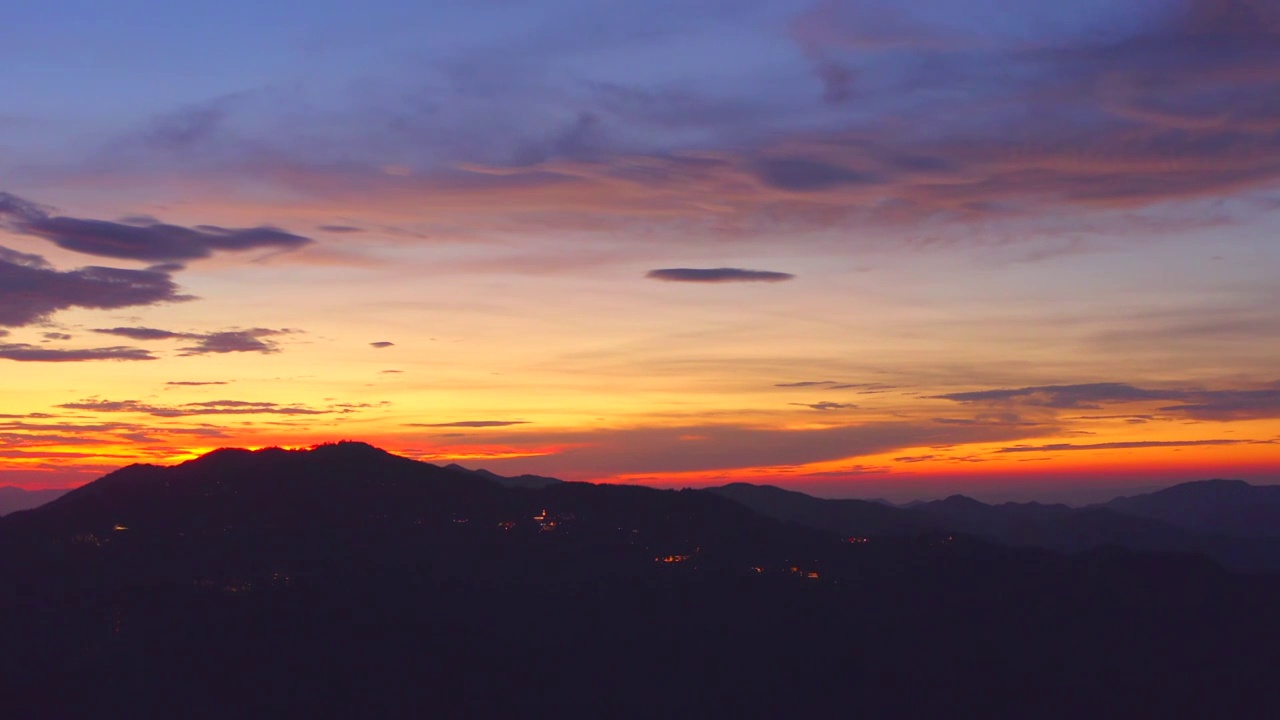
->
2;0;1278;503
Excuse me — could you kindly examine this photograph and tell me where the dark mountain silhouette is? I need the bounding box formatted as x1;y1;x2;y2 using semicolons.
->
911;495;1280;573
706;482;934;536
706;484;1280;573
2;442;1279;718
909;494;1182;550
1100;479;1280;537
0;486;67;516
444;462;563;488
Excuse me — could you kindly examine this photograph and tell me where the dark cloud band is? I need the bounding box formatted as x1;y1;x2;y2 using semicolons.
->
0;343;155;362
646;267;795;283
937;381;1280;421
0;191;312;262
997;439;1247;454
407;420;530;428
92;326;292;355
93;327;192;341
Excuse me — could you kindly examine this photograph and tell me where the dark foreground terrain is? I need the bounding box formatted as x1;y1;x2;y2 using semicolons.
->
2;443;1278;718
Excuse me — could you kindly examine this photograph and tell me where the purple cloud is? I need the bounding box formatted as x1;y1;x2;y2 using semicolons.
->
1158;388;1280;422
0;344;155;362
755;158;882;191
936;383;1183;409
938;381;1280;421
0;191;312;262
177;329;291;355
93;326;194;341
0;245;190;328
646;268;795;283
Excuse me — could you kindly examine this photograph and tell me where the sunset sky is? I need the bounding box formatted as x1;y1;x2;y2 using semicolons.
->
2;0;1278;502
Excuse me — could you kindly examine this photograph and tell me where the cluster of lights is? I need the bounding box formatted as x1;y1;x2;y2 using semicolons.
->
71;533;103;546
655;555;692;564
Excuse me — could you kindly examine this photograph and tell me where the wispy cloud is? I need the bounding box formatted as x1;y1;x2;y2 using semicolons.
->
775;381;890;390
57;397;374;417
93;327;192;341
936;381;1280;421
936;383;1181;409
91;326;294;355
996;439;1250;454
406;420;530;428
789;402;858;411
46;0;1280;249
0;344;155;362
456;418;1054;477
755;158;881;192
1159;388;1280;422
894;455;937;464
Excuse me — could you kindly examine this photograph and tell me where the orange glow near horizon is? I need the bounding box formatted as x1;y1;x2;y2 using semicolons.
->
3;174;1279;503
3;411;1276;503
3;0;1280;506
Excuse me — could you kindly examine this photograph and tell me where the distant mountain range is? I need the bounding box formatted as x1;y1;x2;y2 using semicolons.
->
1101;479;1280;537
6;456;1277;570
2;442;1278;717
442;463;563;489
708;479;1280;573
0;486;68;516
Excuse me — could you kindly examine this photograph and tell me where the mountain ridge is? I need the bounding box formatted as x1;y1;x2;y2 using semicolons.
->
0;486;70;517
704;477;1280;573
4;444;1276;572
3;441;1279;717
1101;478;1280;537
